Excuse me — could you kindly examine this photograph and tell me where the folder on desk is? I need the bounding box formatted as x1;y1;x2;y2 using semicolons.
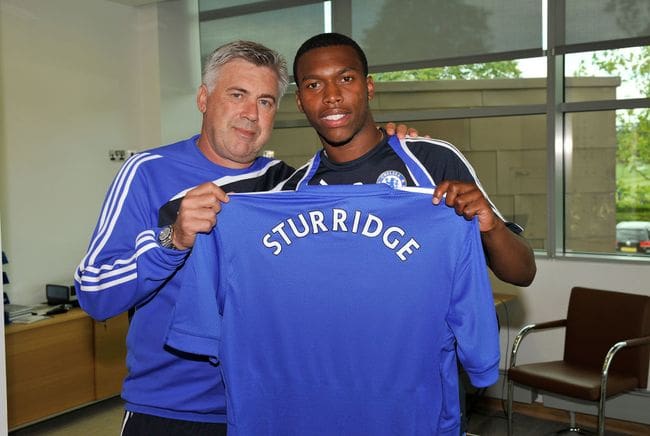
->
10;314;50;324
5;303;33;319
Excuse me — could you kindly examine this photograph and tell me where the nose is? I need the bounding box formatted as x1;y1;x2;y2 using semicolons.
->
323;82;342;105
241;98;259;122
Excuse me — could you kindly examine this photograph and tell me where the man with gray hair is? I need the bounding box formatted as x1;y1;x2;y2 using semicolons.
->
75;40;294;435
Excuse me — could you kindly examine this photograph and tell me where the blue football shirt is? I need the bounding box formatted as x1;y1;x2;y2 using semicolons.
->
168;184;499;436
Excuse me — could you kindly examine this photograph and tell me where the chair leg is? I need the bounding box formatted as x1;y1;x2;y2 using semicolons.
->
597;394;606;436
567;411;582;432
507;380;514;436
554;411;594;435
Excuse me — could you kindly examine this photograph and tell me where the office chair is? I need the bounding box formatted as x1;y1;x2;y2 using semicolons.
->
506;286;650;436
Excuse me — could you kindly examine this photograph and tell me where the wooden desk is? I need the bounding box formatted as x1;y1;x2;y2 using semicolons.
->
4;308;127;430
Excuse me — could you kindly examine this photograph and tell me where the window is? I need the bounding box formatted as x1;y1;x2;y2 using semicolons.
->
562;107;649;255
199;0;650;260
562;46;650;256
350;0;542;73
198;1;325;72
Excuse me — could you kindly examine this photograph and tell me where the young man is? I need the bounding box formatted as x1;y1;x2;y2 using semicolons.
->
74;41;293;436
278;32;536;286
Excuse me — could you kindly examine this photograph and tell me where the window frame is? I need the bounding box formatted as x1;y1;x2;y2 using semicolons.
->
199;0;650;263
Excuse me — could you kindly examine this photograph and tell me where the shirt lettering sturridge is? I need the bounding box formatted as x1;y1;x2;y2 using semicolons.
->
262;208;421;261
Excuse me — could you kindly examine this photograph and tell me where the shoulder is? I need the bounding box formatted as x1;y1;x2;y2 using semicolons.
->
403;137;468;163
118;137;206;201
253;158;295;181
143;135;199;159
223;158;296;191
124;136;199;175
402;137;476;183
109;152;164;189
273;164;311;191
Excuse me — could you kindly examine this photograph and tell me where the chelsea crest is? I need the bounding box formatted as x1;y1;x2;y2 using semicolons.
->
376;170;407;188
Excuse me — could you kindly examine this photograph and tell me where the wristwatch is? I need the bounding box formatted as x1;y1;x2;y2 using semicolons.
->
158;225;177;250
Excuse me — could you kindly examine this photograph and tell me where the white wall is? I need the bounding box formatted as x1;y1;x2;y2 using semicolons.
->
0;0;200;307
0;0;141;305
133;0;201;148
156;0;202;144
0;7;7;431
0;224;8;435
0;0;201;423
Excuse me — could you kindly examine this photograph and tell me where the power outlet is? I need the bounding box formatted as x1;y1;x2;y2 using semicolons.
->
109;149;136;161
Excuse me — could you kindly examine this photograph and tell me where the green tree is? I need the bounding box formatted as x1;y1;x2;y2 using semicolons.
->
576;47;650;219
616;109;650;214
373;61;522;81
575;47;650;96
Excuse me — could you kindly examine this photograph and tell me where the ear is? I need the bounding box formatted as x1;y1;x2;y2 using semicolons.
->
197;84;208;113
367;75;375;101
295;90;305;113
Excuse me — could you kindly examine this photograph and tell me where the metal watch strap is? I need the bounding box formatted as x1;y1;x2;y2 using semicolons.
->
158;225;177;250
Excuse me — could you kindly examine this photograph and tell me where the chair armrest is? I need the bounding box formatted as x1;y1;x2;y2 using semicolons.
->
621;335;650;348
509;319;567;368
526;319;567;330
602;335;650;377
598;335;650;414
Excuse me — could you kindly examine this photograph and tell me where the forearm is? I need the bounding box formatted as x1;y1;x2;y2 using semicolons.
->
481;222;536;286
74;154;197;320
75;228;189;320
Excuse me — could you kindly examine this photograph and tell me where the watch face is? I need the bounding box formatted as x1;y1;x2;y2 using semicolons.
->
160;226;172;240
159;225;173;247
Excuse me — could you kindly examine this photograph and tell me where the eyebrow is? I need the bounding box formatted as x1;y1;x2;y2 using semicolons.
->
300;66;361;83
339;66;360;75
258;93;277;102
227;87;277;102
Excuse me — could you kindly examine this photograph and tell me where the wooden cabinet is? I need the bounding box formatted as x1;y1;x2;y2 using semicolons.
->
4;308;127;430
94;314;129;399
